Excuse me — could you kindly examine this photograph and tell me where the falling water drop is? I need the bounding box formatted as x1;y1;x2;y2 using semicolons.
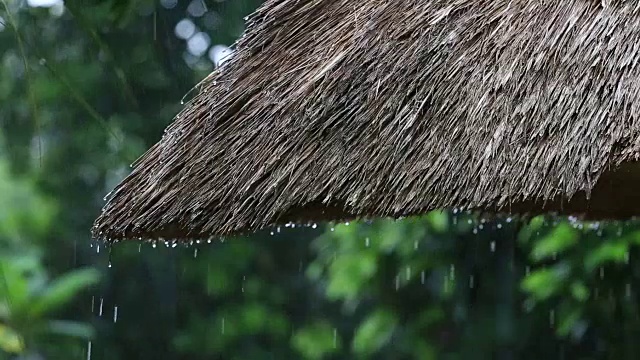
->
194;248;198;258
91;296;95;313
406;266;411;281
469;275;474;288
365;237;370;247
449;264;455;281
420;271;425;284
242;276;246;293
98;298;104;317
414;240;419;250
395;275;400;291
490;241;496;252
96;244;101;254
221;317;225;334
86;341;92;360
113;306;119;323
333;328;337;348
138;244;142;253
549;310;555;326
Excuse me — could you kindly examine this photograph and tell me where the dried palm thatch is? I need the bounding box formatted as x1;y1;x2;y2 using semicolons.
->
93;0;640;242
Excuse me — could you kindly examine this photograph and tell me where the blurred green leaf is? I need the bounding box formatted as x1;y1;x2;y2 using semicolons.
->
531;223;577;262
584;242;628;272
426;211;448;233
30;268;100;317
352;310;397;355
0;258;29;312
570;281;589;302
557;305;583;338
0;323;24;354
326;252;376;301
47;320;94;339
521;265;569;300
292;321;340;360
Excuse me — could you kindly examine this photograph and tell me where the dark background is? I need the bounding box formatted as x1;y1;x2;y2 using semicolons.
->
1;1;640;359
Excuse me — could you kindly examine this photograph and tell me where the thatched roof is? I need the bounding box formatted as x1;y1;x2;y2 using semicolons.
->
93;0;640;242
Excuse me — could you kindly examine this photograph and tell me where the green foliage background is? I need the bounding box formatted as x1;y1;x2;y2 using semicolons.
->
1;1;640;359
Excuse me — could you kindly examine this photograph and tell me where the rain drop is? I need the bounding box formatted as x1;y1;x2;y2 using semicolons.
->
549;310;555;326
490;241;496;252
193;248;198;258
420;271;425;284
333;328;338;348
113;306;118;323
469;275;474;288
221;317;225;334
98;298;104;317
86;341;92;360
395;275;400;291
365;237;370;247
406;266;411;281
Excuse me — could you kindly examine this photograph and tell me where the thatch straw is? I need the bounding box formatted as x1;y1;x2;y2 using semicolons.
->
93;0;640;242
